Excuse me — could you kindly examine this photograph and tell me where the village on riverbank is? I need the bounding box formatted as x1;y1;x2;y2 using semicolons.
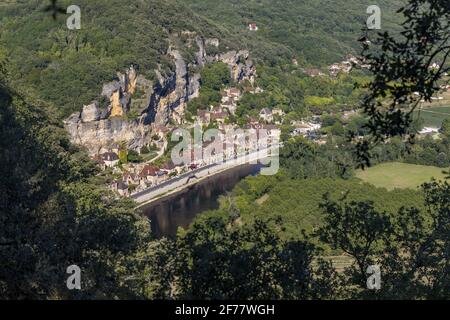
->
91;84;287;198
89;57;450;200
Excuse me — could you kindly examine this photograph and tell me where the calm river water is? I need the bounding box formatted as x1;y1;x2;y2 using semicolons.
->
141;164;261;238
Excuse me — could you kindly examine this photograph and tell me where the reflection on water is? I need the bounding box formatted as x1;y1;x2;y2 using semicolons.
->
141;164;261;238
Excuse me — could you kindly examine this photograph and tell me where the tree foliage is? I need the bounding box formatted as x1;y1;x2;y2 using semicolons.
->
318;180;449;299
0;72;151;299
144;217;338;299
356;0;450;167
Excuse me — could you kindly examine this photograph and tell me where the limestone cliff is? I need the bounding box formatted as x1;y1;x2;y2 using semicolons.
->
101;65;137;117
65;113;151;155
65;35;256;155
143;48;192;126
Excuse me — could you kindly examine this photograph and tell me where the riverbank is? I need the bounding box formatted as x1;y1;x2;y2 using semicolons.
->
132;145;279;206
140;164;262;237
135;162;253;209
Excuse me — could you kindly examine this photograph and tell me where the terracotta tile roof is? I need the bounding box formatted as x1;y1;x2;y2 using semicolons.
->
211;112;228;120
197;110;208;117
140;165;159;177
123;173;138;181
229;88;240;95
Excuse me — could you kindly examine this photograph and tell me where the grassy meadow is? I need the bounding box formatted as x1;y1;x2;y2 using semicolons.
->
356;162;447;190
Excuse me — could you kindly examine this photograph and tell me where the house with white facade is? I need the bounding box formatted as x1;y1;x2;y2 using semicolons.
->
248;23;259;31
100;152;120;168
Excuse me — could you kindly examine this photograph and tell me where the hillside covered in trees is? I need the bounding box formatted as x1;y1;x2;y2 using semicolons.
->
184;0;404;64
0;0;403;118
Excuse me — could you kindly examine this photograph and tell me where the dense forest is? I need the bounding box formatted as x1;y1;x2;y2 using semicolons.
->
184;0;404;64
0;0;403;118
0;0;289;118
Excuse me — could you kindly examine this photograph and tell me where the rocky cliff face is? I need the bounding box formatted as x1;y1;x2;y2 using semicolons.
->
143;47;192;126
65;35;256;155
65;114;151;155
64;65;150;154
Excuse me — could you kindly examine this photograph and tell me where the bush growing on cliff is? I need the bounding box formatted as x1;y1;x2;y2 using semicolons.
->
140;146;150;154
187;62;232;114
127;149;143;163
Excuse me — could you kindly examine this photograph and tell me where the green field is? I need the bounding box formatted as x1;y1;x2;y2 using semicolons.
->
414;105;450;128
356;162;447;190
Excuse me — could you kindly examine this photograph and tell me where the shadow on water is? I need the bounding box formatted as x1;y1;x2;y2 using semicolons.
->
141;164;262;238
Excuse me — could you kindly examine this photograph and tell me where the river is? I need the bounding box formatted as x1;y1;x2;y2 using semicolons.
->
140;164;262;238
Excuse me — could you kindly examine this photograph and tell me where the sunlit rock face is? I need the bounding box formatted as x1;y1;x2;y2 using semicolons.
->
65;114;152;155
80;101;101;122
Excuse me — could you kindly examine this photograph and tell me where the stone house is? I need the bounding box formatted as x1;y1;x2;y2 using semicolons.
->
272;108;284;116
123;172;139;185
272;108;284;124
139;165;159;185
292;121;321;136
197;110;211;125
162;160;181;176
156;170;168;183
211;105;223;113
248;23;259;31
154;125;171;140
100;152;120;168
211;111;228;124
92;155;106;170
224;87;241;101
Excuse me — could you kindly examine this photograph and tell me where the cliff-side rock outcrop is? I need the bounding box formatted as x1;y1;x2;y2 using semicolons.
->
65;36;256;155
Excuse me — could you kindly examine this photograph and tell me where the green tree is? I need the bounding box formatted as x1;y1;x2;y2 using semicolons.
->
355;0;450;167
318;180;450;299
330;122;345;136
441;117;450;137
169;217;337;299
127;149;143;163
317;195;392;297
0;72;151;299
